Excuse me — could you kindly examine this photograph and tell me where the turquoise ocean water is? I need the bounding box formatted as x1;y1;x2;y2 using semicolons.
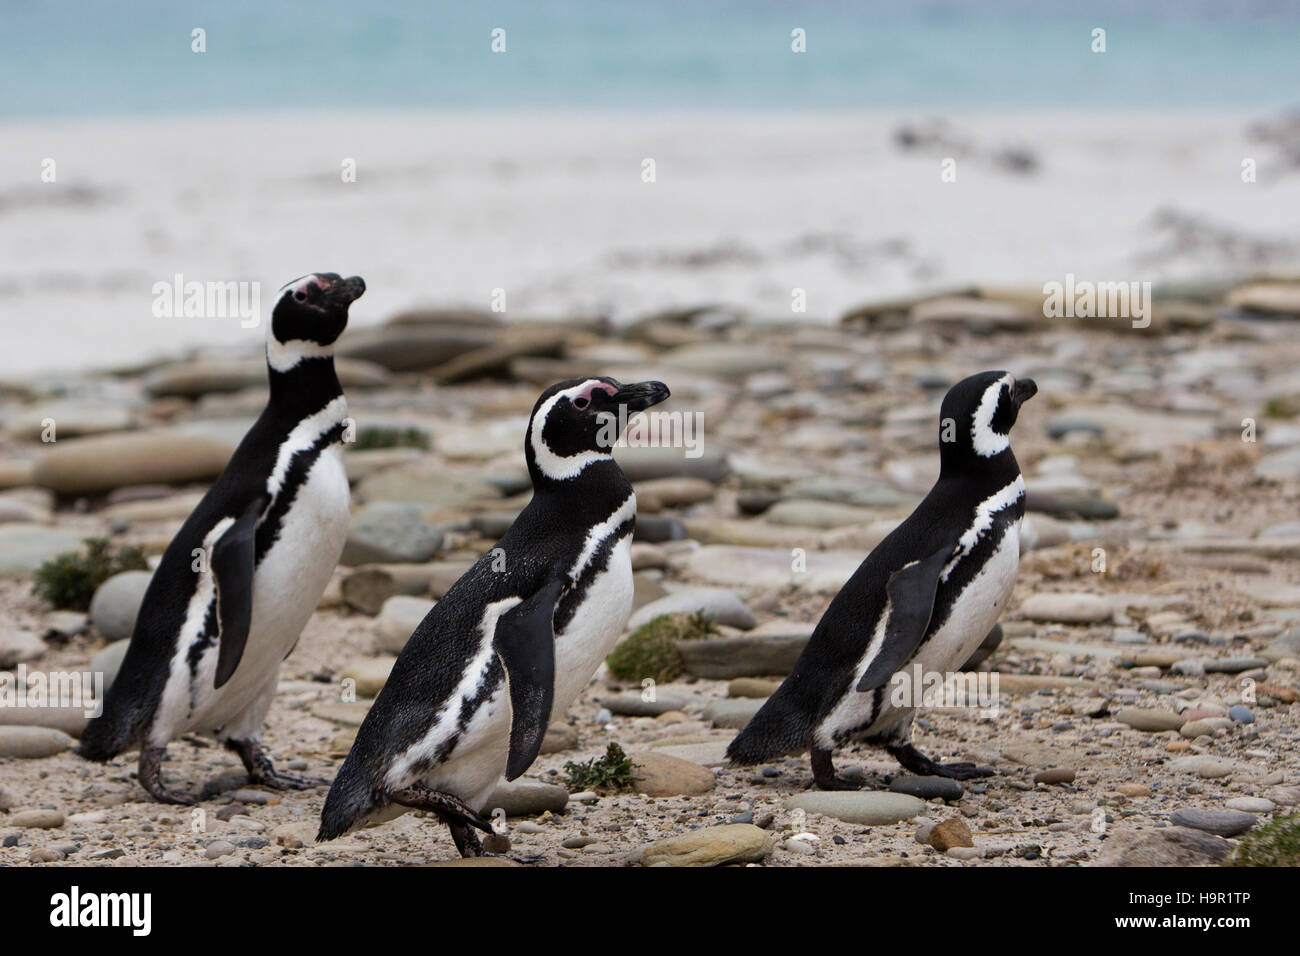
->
4;0;1299;118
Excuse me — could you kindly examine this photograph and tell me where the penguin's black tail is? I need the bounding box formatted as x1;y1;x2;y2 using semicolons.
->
76;704;136;763
725;690;816;765
317;760;378;842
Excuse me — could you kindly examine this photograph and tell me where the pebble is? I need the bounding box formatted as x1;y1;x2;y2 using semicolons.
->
204;840;237;859
375;595;435;653
927;817;974;851
703;698;764;729
0;726;74;759
1169;809;1256;837
482;781;570;817
1115;783;1151;797
28;847;64;863
1228;705;1255;724
1115;708;1185;732
678;627;812;679
11;809;65;828
0;629;46;668
338;657;396;698
0;524;86;576
1224;797;1274;813
341;503;443;566
728;677;781;698
32;431;234;495
600;691;686;717
1033;768;1077;785
889;775;964;801
89;571;153;641
634;823;772;867
783;791;927;826
1018;592;1112;624
628;751;716;797
1204;657;1269;673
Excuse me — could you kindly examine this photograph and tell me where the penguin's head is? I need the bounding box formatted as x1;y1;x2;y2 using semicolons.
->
269;273;366;365
526;376;671;482
939;370;1037;469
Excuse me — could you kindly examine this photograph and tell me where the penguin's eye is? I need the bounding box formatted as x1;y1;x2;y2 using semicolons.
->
294;291;307;302
573;397;589;409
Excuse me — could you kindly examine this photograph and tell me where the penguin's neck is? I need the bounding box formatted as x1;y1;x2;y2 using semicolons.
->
266;341;344;424
530;457;632;514
938;447;1022;497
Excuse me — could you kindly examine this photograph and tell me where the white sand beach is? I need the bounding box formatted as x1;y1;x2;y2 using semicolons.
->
3;110;1298;377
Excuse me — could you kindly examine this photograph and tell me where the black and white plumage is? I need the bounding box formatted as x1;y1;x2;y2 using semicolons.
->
318;376;671;856
727;370;1037;789
78;273;366;803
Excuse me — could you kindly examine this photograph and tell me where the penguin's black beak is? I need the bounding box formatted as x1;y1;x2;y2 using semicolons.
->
323;275;366;306
609;380;671;413
1013;378;1038;406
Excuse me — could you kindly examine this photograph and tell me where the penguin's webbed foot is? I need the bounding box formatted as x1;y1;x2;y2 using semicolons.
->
226;737;326;790
253;767;328;790
887;743;993;780
448;819;486;858
811;748;861;791
932;761;995;781
138;746;199;805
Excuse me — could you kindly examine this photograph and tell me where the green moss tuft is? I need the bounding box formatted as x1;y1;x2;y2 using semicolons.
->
351;426;429;451
32;537;148;612
604;611;718;684
1228;813;1300;867
562;743;638;793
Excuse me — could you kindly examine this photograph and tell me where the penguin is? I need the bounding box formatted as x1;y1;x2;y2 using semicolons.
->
317;376;671;857
78;273;366;804
727;370;1037;789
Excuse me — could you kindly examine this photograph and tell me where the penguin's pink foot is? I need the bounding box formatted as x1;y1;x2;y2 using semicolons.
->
138;746;200;805
226;738;326;790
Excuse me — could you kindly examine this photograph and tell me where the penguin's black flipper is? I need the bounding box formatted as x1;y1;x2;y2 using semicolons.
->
855;542;956;692
212;497;267;689
495;573;569;780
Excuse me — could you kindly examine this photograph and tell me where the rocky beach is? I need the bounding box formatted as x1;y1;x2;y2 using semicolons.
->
3;280;1300;867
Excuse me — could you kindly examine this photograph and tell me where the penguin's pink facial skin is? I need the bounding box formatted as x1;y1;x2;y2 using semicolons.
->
570;381;618;409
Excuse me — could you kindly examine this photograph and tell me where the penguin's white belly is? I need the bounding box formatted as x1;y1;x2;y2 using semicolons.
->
553;535;634;713
818;521;1021;746
418;536;634;811
172;447;350;740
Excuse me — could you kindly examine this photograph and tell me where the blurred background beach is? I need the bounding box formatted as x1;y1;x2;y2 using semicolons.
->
2;0;1299;374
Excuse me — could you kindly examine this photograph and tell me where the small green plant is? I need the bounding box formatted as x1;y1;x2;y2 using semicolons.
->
605;611;718;683
33;538;148;611
562;743;638;793
1228;813;1300;867
351;426;429;451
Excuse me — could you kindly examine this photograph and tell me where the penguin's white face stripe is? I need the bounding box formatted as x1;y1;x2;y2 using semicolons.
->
970;374;1014;458
267;337;335;373
567;492;636;582
266;395;349;498
529;380;616;481
384;597;521;790
942;474;1025;581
